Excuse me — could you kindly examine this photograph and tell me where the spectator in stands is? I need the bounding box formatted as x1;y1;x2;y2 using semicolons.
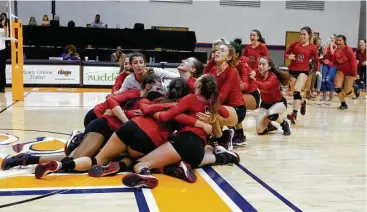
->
111;46;124;62
29;17;37;26
61;45;80;60
41;15;49;26
91;14;105;28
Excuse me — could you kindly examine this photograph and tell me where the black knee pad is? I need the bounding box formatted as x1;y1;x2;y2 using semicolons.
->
267;114;279;121
293;91;302;100
335;88;342;93
61;157;74;164
90;157;98;166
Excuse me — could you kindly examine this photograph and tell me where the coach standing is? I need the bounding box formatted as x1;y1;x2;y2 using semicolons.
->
0;13;8;93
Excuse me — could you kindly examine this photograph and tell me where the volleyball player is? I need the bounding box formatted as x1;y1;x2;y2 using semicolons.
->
112;53;132;95
333;35;357;109
354;39;366;99
203;44;246;150
230;39;259;145
117;52;179;94
252;57;291;135
243;29;269;73
285;26;319;124
176;57;204;93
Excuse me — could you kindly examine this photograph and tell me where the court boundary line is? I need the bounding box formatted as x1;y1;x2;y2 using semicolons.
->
201;167;257;212
0;101;19;114
0;129;70;136
236;163;303;212
142;189;159;212
0;91;33;114
134;189;151;212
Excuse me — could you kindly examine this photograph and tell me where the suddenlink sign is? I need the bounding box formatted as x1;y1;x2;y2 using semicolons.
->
83;66;120;85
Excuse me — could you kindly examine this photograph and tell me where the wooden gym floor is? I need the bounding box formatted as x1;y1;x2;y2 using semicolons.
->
0;87;365;212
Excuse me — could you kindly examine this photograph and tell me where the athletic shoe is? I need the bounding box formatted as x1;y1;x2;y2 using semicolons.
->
1;153;31;170
267;122;278;132
280;120;291;136
339;104;348;110
214;146;240;165
122;170;158;189
232;132;247;147
163;161;197;183
287;113;297;124
328;95;333;102
218;129;234;151
207;136;218;148
35;161;62;179
88;161;120;177
300;100;307;115
64;130;84;156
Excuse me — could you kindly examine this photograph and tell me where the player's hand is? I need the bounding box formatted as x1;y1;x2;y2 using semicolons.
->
288;54;295;60
196;112;217;124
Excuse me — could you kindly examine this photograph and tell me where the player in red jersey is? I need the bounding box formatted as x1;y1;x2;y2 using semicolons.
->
229;39;259;146
354;39;366;99
243;29;269;72
252;57;291;135
204;44;246;150
112;53;132;95
2;74;165;171
284;26;319;124
177;57;204;93
121;75;239;189
333;35;358;109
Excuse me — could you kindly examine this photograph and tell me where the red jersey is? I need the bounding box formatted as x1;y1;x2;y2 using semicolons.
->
323;46;336;67
285;41;320;72
156;94;229;144
203;59;215;74
187;77;196;94
255;71;282;104
243;43;269;70
136;99;192;147
205;65;245;107
93;102;108;118
106;89;141;109
356;49;366;68
112;72;129;93
98;90;142;130
237;56;257;93
333;45;357;76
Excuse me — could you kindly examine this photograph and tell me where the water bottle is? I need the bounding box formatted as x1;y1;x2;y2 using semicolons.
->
149;57;153;64
96;56;99;62
152;57;155;63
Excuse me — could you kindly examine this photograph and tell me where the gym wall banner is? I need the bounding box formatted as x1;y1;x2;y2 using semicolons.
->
5;65;80;85
83;66;120;86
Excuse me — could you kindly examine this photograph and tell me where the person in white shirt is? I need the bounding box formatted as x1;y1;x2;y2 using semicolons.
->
91;14;105;28
0;13;8;93
116;52;179;94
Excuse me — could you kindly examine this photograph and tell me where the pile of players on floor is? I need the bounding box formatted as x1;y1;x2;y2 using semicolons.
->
1;26;365;189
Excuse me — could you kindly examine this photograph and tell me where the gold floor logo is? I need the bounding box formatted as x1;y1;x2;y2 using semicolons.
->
0;133;19;145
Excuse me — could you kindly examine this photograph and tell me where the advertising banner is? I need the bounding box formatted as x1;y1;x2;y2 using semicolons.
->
5;64;80;85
